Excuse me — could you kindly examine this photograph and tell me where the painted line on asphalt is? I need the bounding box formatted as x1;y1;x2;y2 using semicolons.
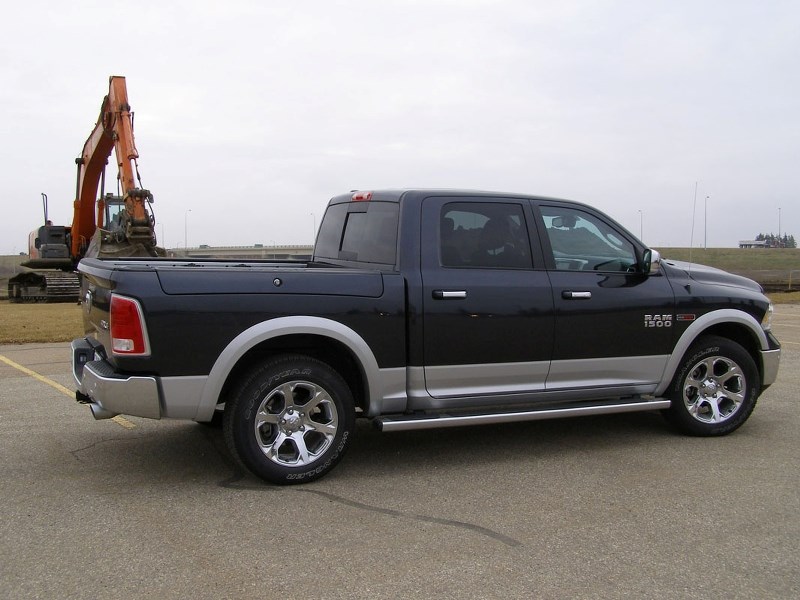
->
0;354;136;429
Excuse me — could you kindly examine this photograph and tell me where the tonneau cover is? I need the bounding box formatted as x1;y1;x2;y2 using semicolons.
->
156;267;384;296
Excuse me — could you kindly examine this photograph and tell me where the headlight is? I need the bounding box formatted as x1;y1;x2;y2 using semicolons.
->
762;303;774;331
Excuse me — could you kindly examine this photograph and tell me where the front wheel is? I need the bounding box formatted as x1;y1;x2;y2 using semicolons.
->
664;336;760;436
223;355;355;484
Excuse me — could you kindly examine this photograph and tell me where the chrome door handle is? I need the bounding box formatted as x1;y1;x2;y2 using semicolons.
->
433;290;467;299
562;291;592;299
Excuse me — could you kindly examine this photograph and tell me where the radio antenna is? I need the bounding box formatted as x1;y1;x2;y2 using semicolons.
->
689;181;698;279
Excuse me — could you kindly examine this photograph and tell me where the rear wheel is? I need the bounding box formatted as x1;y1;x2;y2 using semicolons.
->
223;355;355;484
664;336;760;436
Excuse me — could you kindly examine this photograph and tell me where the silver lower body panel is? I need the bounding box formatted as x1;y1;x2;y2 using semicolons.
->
376;398;671;432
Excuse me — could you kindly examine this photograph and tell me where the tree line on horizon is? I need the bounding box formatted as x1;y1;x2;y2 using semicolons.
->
755;233;797;248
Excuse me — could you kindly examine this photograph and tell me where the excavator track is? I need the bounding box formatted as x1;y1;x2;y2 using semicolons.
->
7;271;81;303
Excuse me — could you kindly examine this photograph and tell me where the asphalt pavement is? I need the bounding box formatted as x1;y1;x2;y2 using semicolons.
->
1;306;799;599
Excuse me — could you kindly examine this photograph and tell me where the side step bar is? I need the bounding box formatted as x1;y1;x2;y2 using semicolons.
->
375;399;672;432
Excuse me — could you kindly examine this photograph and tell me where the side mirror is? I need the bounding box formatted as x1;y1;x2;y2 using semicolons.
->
641;249;661;274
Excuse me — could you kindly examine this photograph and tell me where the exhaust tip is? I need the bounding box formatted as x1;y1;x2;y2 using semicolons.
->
89;403;118;420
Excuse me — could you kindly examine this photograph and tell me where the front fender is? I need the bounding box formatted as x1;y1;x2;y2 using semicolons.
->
654;309;768;396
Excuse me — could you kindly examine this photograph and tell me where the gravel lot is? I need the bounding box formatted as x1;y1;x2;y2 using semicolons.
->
1;306;798;599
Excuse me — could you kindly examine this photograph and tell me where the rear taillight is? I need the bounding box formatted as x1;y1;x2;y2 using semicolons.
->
351;191;372;201
110;294;150;356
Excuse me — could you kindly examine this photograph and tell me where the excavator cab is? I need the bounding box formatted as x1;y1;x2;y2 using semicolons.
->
31;224;71;262
102;194;127;235
9;194;80;302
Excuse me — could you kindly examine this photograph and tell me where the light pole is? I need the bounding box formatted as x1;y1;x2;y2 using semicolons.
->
704;196;709;250
184;209;192;250
638;210;643;240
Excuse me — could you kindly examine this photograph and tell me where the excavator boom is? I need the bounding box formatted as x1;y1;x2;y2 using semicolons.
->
72;75;156;258
9;76;160;303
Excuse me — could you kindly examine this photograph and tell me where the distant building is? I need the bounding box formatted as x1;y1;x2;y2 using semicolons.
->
167;244;313;260
739;240;769;249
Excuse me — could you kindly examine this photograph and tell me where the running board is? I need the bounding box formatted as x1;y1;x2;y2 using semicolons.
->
375;399;672;432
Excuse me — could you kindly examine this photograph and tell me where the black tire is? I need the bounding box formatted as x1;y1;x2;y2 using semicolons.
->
664;336;760;436
222;355;355;485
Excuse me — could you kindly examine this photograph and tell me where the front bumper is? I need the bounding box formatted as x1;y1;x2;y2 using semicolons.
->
71;338;161;420
761;348;781;388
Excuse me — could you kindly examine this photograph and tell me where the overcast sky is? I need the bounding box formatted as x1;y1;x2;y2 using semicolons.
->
1;0;797;254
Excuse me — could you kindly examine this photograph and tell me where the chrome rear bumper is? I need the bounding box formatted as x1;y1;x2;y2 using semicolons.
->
71;338;161;420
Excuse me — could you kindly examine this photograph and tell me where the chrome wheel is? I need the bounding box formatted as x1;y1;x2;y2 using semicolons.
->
254;380;339;467
224;355;355;484
681;355;745;424
665;336;760;437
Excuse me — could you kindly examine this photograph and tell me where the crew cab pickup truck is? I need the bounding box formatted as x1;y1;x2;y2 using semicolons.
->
72;189;781;484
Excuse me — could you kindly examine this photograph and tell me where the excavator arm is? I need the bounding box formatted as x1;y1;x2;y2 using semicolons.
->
10;75;159;303
71;75;156;258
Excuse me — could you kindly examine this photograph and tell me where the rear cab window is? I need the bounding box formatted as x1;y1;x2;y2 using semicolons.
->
314;200;400;267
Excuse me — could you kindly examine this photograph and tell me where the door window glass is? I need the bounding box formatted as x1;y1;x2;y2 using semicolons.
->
440;203;532;269
540;206;636;272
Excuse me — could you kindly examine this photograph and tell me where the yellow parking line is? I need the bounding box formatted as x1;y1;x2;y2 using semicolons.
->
110;415;137;429
0;354;136;429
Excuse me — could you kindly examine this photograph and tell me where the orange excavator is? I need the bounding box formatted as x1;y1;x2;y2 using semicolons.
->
9;76;161;302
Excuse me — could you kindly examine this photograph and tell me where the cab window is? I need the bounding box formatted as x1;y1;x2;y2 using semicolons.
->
440;203;532;269
540;206;636;272
315;201;399;265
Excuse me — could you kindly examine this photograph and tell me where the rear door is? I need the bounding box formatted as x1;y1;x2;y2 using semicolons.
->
420;196;555;399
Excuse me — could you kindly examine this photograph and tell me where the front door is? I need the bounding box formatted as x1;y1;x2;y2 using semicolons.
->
535;202;676;391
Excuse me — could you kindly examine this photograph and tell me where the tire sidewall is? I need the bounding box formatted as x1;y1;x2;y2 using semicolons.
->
667;336;760;436
225;356;355;484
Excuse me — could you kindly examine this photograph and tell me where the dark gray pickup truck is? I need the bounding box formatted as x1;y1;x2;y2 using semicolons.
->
72;189;781;483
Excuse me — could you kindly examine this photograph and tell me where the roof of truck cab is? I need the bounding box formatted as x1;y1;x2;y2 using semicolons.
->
328;189;579;206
